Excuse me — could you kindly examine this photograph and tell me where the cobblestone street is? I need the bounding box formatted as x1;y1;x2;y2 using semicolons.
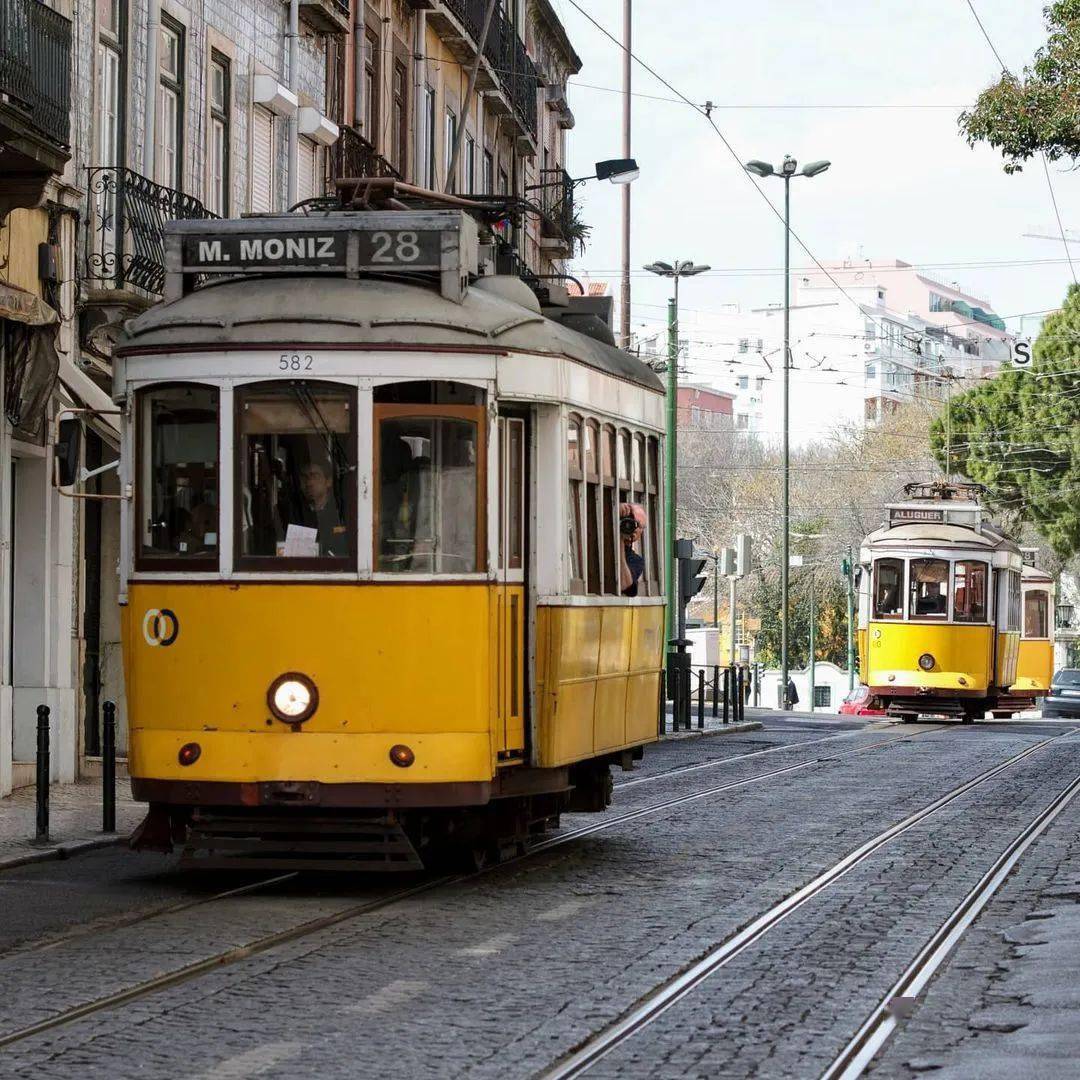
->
1;715;1079;1079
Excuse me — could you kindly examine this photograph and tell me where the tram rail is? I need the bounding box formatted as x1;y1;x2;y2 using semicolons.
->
537;729;1076;1080
0;725;945;1050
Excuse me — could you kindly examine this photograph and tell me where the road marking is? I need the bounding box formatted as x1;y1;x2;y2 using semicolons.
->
536;899;591;922
348;978;427;1014
195;1041;303;1079
456;932;516;957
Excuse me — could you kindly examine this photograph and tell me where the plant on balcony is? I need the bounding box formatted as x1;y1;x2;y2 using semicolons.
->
564;205;592;255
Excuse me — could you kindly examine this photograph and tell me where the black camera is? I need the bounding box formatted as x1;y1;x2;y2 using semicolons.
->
620;515;638;536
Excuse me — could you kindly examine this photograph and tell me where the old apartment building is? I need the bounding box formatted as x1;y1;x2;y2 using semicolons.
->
0;0;583;794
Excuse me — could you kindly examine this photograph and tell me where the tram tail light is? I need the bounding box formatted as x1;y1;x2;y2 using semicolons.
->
389;744;415;768
178;742;201;766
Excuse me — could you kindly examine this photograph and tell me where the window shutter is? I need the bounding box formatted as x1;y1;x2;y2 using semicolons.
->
297;137;317;203
250;106;274;212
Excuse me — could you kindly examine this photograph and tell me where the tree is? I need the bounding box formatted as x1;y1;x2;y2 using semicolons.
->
959;1;1080;173
931;283;1080;558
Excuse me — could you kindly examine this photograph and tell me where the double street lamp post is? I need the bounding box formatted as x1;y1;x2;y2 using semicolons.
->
743;155;830;709
644;260;710;648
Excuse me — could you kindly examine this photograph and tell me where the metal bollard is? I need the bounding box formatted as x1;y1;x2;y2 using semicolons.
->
722;667;730;725
35;704;50;843
712;664;719;718
102;700;117;833
697;669;705;729
737;667;746;723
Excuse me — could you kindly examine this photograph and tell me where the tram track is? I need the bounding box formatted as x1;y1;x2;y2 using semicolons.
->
820;764;1080;1080
537;728;1077;1080
0;722;942;1050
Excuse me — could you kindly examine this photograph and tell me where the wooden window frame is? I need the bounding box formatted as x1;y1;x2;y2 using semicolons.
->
584;418;601;595
567;413;585;595
872;557;905;620
208;51;230;216
373;403;487;575
953;559;989;624
158;15;185;190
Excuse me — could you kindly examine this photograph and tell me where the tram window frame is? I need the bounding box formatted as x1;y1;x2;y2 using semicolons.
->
234;381;358;572
872;558;904;619
909;558;950;620
567;414;585;594
1024;588;1050;639
1007;569;1022;631
584;419;601;594
952;560;988;623
374;401;487;575
601;424;617;595
135;382;221;572
646;435;661;595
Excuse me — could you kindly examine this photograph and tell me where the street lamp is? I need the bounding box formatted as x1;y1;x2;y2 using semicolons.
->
744;154;830;711
526;158;641;192
645;258;711;649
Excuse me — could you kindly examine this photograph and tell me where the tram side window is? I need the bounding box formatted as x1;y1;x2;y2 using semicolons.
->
601;425;617;594
376;410;483;573
584;420;601;594
1007;570;1022;631
647;436;661;592
910;559;949;618
1024;589;1049;638
873;558;904;618
236;382;356;567
138;384;219;565
953;561;987;623
567;416;584;592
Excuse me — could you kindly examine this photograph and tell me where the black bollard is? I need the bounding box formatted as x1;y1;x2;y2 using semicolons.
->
35;704;49;843
102;700;116;833
737;667;746;723
712;665;719;718
722;667;730;725
697;669;705;729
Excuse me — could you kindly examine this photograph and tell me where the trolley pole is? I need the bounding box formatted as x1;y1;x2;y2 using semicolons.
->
846;546;856;693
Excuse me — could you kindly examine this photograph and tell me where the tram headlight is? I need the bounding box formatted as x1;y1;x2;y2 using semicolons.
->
267;672;319;723
919;653;936;671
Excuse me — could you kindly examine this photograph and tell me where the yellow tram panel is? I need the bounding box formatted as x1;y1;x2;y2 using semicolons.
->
865;621;994;692
995;631;1021;688
534;603;663;768
1012;639;1053;694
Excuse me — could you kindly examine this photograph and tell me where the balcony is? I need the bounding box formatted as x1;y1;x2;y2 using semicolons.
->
537;167;574;248
327;125;402;186
0;0;72;213
433;0;539;141
298;0;349;35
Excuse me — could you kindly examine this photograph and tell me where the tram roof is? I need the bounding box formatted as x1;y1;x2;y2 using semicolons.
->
116;274;664;393
864;521;1018;551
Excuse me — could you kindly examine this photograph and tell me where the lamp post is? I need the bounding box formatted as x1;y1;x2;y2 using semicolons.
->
644;259;711;648
744;155;830;709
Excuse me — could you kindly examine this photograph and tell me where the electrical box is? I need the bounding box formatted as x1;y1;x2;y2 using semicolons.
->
38;242;59;284
720;548;736;577
735;533;752;577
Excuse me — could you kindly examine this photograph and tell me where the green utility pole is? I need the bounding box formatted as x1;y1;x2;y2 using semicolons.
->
808;569;816;714
665;291;678;646
845;547;856;693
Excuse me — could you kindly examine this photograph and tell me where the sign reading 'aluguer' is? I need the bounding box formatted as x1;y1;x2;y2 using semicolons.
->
181;228;442;272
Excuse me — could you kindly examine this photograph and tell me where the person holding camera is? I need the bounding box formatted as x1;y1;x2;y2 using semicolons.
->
619;502;647;597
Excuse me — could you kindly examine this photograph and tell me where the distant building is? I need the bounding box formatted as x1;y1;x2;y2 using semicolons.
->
677;384;734;429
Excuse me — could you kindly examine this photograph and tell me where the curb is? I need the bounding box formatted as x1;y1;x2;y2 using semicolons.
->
0;834;126;873
661;720;763;741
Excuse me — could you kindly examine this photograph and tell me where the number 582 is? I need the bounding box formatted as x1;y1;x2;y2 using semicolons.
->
279;354;314;371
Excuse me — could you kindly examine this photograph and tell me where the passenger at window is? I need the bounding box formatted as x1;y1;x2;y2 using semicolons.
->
295;459;346;557
619;502;646;597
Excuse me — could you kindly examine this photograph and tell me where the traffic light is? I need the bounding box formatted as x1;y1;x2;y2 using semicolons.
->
841;556;851;577
676;538;708;606
735;533;752;577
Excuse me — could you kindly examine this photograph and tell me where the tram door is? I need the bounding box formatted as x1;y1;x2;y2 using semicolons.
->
497;413;527;757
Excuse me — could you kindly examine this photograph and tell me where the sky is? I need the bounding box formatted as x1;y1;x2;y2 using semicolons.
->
555;0;1074;359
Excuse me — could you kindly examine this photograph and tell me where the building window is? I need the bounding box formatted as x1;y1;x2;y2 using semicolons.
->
483;148;494;194
250;105;275;212
755;377;764;391
423;86;436;189
735;414;748;431
738;338;749;353
865;362;876;378
157;17;184;190
464;132;476;192
690;406;700;426
444;108;457;192
326;37;346;126
738;375;749;390
929;292;947;312
813;685;831;709
392;60;407;172
363;27;379;143
297;136;318;202
207;53;229;216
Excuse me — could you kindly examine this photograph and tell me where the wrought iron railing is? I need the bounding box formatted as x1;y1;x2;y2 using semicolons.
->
443;0;539;137
328;125;402;184
538;167;574;243
0;0;71;148
84;167;216;296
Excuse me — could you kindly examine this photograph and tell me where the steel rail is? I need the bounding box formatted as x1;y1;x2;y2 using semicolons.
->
0;726;927;1049
820;766;1080;1080
538;730;1075;1080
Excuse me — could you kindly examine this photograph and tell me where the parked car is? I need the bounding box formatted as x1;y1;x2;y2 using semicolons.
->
1041;669;1080;718
839;685;887;716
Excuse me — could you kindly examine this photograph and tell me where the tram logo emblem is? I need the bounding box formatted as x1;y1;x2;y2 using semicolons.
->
142;608;180;647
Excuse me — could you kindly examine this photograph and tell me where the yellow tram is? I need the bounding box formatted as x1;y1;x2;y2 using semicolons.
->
62;208;667;868
1003;551;1055;715
858;482;1023;722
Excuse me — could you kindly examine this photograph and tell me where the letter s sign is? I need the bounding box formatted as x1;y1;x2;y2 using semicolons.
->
1012;338;1032;367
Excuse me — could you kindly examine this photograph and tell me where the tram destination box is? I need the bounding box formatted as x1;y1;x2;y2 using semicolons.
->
164;211;479;304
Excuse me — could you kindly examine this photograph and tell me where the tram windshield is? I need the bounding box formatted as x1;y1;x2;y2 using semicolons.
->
236;382;355;567
873;558;904;618
376;415;480;573
952;561;987;623
909;559;949;618
1024;588;1049;638
138;384;219;565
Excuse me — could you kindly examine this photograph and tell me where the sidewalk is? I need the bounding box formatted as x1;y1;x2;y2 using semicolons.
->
0;772;141;871
661;705;763;739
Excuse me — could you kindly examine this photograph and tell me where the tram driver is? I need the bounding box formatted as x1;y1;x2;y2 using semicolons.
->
620;502;647;597
296;459;347;557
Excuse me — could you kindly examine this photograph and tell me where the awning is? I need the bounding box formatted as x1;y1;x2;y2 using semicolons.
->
58;357;121;448
0;282;58;327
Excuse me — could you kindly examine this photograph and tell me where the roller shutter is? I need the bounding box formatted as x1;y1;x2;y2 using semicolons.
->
250;106;275;212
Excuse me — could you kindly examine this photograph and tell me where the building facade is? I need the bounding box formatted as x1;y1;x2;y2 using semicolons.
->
0;0;585;794
676;384;734;430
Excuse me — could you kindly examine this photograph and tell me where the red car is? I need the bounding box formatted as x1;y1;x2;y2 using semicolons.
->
839;685;887;716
